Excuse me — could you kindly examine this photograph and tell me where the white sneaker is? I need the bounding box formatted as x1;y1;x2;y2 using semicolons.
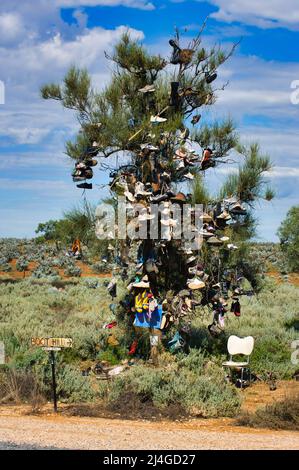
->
184;172;194;180
220;236;230;242
140;143;159;151
139;84;155;93
227;243;238;250
151;115;167;123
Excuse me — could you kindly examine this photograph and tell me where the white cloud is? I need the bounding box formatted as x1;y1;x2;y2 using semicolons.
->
197;0;299;29
0;13;26;45
0;26;143;81
0;25;143;145
267;167;299;178
209;54;299;124
55;0;155;10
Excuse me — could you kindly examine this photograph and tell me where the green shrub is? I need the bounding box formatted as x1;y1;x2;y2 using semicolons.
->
16;257;29;275
64;263;82;277
92;262;110;274
108;350;241;418
32;262;59;280
0;263;12;272
56;365;97;403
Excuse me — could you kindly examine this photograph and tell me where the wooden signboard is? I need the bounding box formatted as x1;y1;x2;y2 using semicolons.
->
31;337;73;413
31;337;73;348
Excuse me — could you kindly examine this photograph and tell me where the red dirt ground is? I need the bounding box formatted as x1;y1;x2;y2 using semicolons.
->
268;270;299;287
0;259;111;280
1;260;298;284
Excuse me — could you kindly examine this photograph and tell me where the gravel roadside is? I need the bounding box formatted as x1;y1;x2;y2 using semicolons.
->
0;414;298;450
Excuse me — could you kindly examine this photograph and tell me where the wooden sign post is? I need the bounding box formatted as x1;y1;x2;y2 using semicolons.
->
31;337;73;413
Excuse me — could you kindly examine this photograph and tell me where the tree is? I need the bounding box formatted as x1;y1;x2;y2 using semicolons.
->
41;25;274;357
36;201;109;259
278;206;299;272
35;220;59;241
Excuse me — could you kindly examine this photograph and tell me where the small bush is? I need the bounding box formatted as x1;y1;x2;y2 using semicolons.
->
108;350;241;418
0;369;45;409
64;263;82;277
32;262;59;280
84;278;99;289
56;365;97;403
237;393;299;430
92;262;109;274
0;263;12;272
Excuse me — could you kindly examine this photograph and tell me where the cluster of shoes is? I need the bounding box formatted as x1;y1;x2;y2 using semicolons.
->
72;144;99;190
98;37;251;355
168;39;217;82
207;282;243;337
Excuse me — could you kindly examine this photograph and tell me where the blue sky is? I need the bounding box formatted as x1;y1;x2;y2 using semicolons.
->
0;0;298;241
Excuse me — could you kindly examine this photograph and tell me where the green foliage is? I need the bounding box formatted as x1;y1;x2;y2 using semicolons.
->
190;174;210;205
249;242;288;274
220;143;274;203
277;206;299;272
41;66;92;121
35;201;108;255
64;262;82;277
35;220;59;241
40;29;239;162
193;118;238;159
91;262;110;274
108;350;240;418
32;262;59;280
0;271;298;406
16;257;29;276
56;364;96;403
0;262;12;272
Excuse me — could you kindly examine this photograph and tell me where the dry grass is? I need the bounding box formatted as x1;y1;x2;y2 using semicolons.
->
237;392;299;431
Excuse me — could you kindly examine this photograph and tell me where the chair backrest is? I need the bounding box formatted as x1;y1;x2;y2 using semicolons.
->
227;335;254;358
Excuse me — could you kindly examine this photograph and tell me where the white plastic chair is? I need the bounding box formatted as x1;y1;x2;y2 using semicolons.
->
222;335;254;388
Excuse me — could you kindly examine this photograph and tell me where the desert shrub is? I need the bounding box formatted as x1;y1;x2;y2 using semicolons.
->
108;349;240;418
84;278;99;289
56;364;97;402
97;346;128;365
50;256;67;268
64;263;82;277
237;393;299;430
0;368;46;409
0;269;298;408
92;262;110;274
32;261;59;280
249;334;295;378
249;243;287;273
0;263;12;272
16;257;29;277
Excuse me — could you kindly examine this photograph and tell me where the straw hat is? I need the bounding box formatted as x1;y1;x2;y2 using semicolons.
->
207;236;223;246
200;213;213;223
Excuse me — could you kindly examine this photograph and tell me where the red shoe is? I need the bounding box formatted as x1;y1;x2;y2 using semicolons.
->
128;339;138;355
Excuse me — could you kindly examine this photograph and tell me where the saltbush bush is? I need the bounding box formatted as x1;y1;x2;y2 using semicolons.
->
108;350;241;418
64;263;82;277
